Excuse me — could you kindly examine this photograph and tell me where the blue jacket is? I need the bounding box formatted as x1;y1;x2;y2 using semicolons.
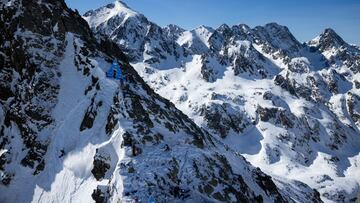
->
106;62;122;80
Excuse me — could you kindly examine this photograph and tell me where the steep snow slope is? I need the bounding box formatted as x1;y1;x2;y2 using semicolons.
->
86;1;360;202
0;0;324;202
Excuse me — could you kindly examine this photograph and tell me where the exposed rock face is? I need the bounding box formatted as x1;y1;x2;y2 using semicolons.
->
0;0;69;178
308;28;360;74
91;149;111;181
162;24;186;41
347;92;360;128
309;28;347;52
274;75;297;95
257;106;294;129
85;2;360;202
91;185;110;203
200;102;251;138
252;23;303;58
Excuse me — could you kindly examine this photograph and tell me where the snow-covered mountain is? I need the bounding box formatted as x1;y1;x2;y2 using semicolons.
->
0;0;327;202
83;1;184;68
85;1;360;202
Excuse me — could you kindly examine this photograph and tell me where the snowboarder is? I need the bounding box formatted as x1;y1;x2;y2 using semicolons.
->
148;196;156;203
106;61;124;86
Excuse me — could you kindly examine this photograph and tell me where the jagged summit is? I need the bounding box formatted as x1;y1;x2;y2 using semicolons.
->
162;24;185;41
163;24;185;32
308;28;359;69
196;24;214;31
217;23;230;30
308;28;347;51
111;0;132;9
233;23;251;31
83;0;140;28
253;22;292;35
323;28;339;35
253;23;302;53
263;22;288;28
322;28;346;44
85;0;135;15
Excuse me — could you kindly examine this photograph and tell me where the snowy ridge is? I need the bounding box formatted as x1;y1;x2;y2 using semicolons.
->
85;1;360;202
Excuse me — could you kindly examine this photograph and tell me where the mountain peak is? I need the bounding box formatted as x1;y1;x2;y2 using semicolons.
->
195;25;215;32
113;0;130;8
83;0;139;28
323;28;336;34
163;24;185;32
262;22;294;37
264;22;283;28
111;0;137;14
215;24;232;37
218;23;230;30
231;23;251;35
162;24;186;41
238;23;251;30
322;28;346;44
84;0;136;16
309;28;347;51
253;22;302;53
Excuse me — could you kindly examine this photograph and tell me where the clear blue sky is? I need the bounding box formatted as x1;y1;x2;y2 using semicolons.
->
66;0;360;44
